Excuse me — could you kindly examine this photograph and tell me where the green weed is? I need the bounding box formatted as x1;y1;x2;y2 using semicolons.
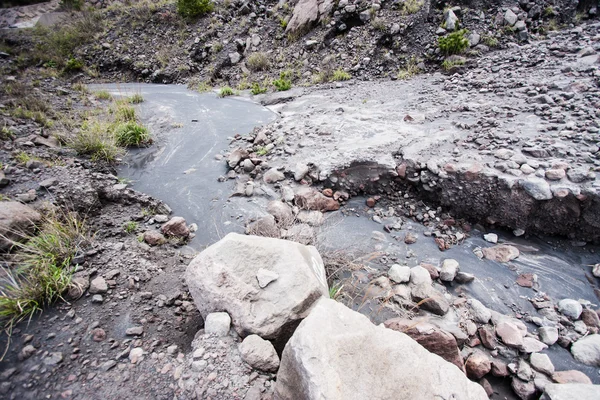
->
114;122;150;147
219;86;235;97
127;94;144;104
94;90;112;100
123;221;138;234
247;52;270;72
332;69;351;81
177;0;214;18
251;82;268;95
397;57;421;80
438;29;469;55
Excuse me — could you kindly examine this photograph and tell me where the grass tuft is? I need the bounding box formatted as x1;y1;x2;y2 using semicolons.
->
438;29;469;56
247;52;270;72
70;121;123;163
127;94;144;104
397;57;421;80
114;122;150;147
123;221;138;234
94;90;112;100
332;69;351;81
219;86;235;97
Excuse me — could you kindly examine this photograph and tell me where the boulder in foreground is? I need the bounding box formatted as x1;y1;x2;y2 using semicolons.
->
274;298;488;400
0;201;41;251
541;383;600;400
185;233;328;343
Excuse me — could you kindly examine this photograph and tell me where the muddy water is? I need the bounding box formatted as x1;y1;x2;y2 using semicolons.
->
90;83;277;246
92;84;600;385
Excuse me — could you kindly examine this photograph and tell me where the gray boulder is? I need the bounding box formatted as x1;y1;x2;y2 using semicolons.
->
239;334;280;372
557;299;583;320
444;9;459;31
0;201;41;251
185;233;328;342
274;299;487;400
542;383;600;399
570;334;600;366
286;0;334;35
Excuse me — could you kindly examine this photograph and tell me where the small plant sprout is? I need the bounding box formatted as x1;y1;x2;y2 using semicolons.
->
332;69;351;81
219;87;235;97
123;221;138;234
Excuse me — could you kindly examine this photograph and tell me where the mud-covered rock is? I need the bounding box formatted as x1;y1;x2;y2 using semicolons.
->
0;201;41;251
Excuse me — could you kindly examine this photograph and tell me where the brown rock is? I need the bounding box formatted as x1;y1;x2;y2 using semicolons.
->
479;377;493;397
384;318;465;371
404;232;417;244
478;326;498;350
581;308;600;328
91;328;106;342
161;216;189;238
491;360;509;377
552;370;593;384
294;187;340;212
322;188;333;197
482;245;520;262
0;201;42;251
143;230;166;246
511;377;536;400
496;321;524;348
67;275;90;300
366;197;376;207
465;351;491;380
420;263;439;280
396;163;407;179
516;273;534;288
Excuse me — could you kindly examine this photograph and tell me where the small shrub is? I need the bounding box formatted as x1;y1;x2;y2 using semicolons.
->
63;58;84;73
251;82;268;95
237;78;252;91
59;0;82;10
212;42;223;53
123;221;138;234
94;90;112;100
247;52;270;72
128;94;144;104
114;122;150;147
332;69;351;81
273;72;292;91
256;146;269;156
219;86;235;97
14;151;31;164
177;0;214;18
195;81;212;93
278;16;288;29
371;18;387;31
438;29;469;56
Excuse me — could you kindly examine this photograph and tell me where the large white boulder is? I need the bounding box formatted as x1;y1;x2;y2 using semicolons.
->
570;334;600;366
274;299;488;400
542;383;600;399
185;233;328;342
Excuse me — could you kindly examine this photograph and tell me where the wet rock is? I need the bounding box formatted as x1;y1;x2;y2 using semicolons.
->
557;299;582;320
511;377;536;400
516;273;535;288
185;233;328;341
482;245;520;262
538;326;559;345
275;299;487;400
455;272;475;283
143;230;166;246
0;201;41;251
483;233;498;243
530;353;554;375
246;215;279;238
411;283;449;316
89;276;108;294
267;201;293;224
384;318;464;370
440;259;459;282
205;312;231;337
468;299;492;324
542;383;600;400
239;335;280;372
161;216;190;238
410;266;432;285
228;148;249;168
294;187;339;212
465;351;491;380
388;264;410;283
496;321;525;348
570;334;600;366
593;264;600;278
404;232;417;244
551;370;592;384
263;168;285;183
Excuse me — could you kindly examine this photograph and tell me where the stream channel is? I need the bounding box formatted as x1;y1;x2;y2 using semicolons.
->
93;83;600;386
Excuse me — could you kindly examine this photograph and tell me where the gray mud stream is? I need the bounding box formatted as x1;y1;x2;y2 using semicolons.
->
92;83;600;386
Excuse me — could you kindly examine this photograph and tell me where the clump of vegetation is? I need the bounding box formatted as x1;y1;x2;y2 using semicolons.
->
247;52;270;72
256;146;269;156
114;122;150;147
14;151;31;165
371;18;387;31
177;0;214;18
438;29;469;55
0;211;88;333
441;58;466;71
114;103;136;122
70;121;123;163
482;35;499;48
329;283;344;300
397;57;421;80
127;94;144;104
123;221;138;234
59;0;82;10
63;57;84;73
273;71;292;91
400;0;423;15
219;86;235;97
332;69;351;81
94;90;112;100
251;82;268;95
278;16;288;29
